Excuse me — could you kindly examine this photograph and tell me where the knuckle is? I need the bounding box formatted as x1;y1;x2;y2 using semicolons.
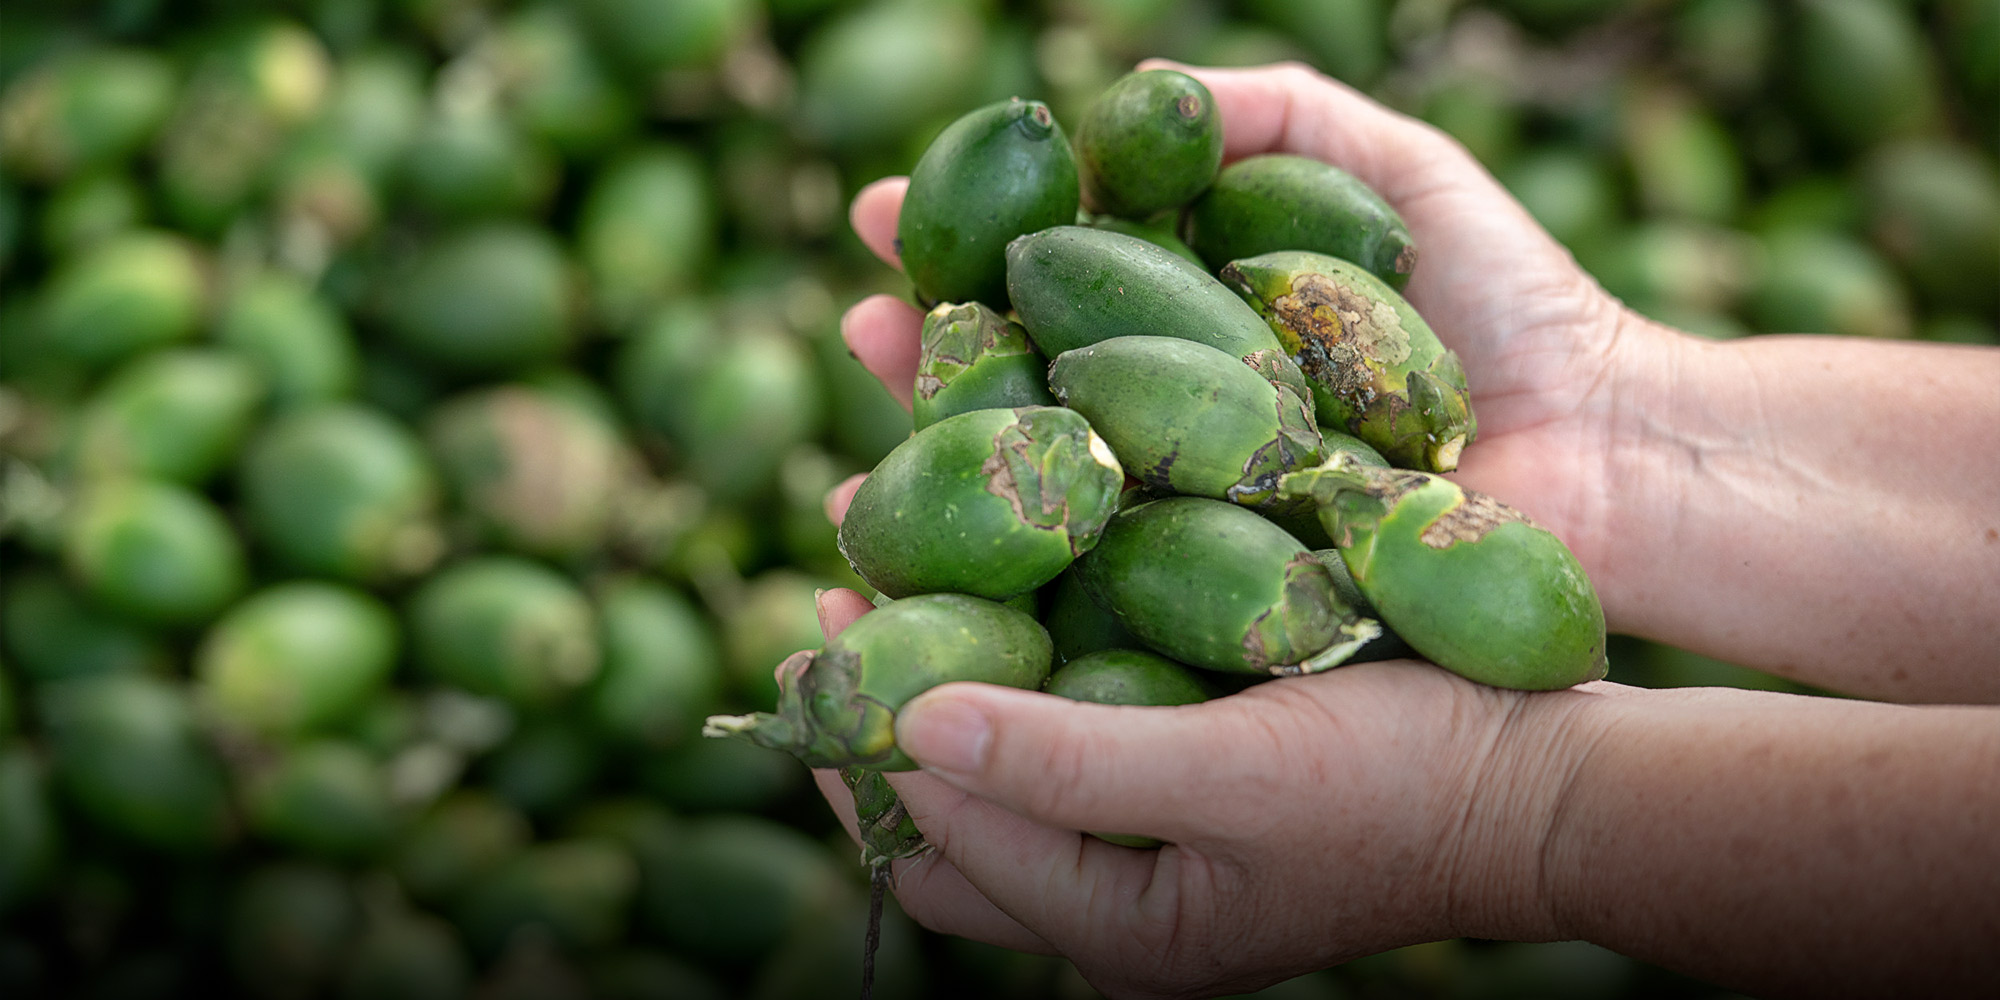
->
1022;726;1101;821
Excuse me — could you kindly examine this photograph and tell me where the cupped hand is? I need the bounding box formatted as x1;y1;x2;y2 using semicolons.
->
830;61;1683;619
807;588;1618;999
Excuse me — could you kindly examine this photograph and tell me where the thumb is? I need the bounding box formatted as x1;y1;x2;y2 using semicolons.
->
893;682;1239;841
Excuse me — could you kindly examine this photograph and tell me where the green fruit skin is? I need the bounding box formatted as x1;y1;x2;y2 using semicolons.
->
710;593;1053;771
226;864;358;1000
1309;549;1417;663
196;582;399;740
2;570;170;683
381;223;572;375
838;406;1123;601
428;384;621;560
1287;463;1606;690
1075;69;1223;219
409;557;601;708
1224;251;1477;473
1049;336;1323;511
1084;213;1205;266
73;348;267;484
1045;649;1211;707
339;907;472;1000
240;404;444;583
1184;155;1419;290
1042;567;1139;666
590;578;723;750
248;740;399;859
38;673;234;853
64;478;247;626
0;745;60;914
1005;226;1286;366
578;144;714;328
393;791;532;907
899;98;1080;308
912;302;1057;431
645;816;846;967
39;230;206;369
1072;497;1378;676
453;838;637;960
214;272;360;410
0;48;175;181
1864;141;2000;316
1791;0;1942;152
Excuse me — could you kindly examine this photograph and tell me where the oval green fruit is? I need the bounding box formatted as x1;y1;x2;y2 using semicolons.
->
427;383;623;560
1041;566;1139;666
1072;496;1378;675
577;144;714;328
196;582;400;740
641;815;847;966
451;838;638;959
1084;212;1205;266
393;790;532;907
1006;225;1287;367
408;557;601;708
837;406;1123;601
912;301;1056;431
705;593;1053;771
1075;69;1223;219
38;673;234;854
72;348;266;484
214;271;360;410
1184;154;1418;290
1224;250;1476;472
2;570;169;683
589;578;722;750
1281;456;1606;690
64;478;246;626
380;223;572;376
240;404;445;583
898;98;1080;308
246;740;399;859
39;230;206;369
1049;335;1322;511
1046;649;1211;707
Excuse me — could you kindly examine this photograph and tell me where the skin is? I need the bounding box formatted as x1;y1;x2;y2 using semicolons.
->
817;61;2000;1000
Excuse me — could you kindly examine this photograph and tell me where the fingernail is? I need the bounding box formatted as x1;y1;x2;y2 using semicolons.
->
897;696;990;775
813;588;830;637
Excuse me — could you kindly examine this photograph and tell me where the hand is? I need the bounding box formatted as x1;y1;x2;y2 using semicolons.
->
829;61;1684;627
807;587;1615;998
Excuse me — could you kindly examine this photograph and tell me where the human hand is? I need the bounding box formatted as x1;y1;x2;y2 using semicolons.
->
829;61;1685;628
805;587;1614;998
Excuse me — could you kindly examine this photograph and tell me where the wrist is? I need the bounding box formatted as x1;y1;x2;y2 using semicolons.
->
1440;681;1638;944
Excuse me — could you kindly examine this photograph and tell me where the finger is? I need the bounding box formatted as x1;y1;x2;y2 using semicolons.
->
1137;60;1474;206
813;587;875;641
884;766;1173;950
893;683;1250;840
840;294;923;410
850;176;908;270
823;473;867;528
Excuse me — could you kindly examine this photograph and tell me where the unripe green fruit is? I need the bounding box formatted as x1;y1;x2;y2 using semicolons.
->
838;406;1123;601
1046;649;1211;707
64;478;246;626
408;557;601;708
899;98;1080;308
1072;496;1379;676
912;302;1056;431
1224;250;1476;472
240;404;444;583
1281;456;1606;690
72;348;266;484
1184;154;1419;290
1075;69;1223;219
196;582;399;740
705;593;1053;771
39;230;206;369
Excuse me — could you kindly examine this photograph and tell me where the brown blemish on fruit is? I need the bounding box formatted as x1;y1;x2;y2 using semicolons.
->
1419;491;1532;549
982;412;1120;552
1266;273;1411;409
914;373;945;400
1175;94;1202;120
1395;242;1418;275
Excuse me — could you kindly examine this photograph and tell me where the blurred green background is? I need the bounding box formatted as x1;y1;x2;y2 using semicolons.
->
0;0;1991;997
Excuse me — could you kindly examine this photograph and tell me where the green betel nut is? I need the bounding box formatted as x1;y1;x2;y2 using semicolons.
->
1045;649;1211;707
1075;69;1223;219
838;406;1123;601
1224;250;1477;473
913;302;1056;430
898;98;1080;308
1048;336;1322;511
703;593;1053;771
1280;457;1606;690
1072;496;1379;676
1183;154;1419;290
